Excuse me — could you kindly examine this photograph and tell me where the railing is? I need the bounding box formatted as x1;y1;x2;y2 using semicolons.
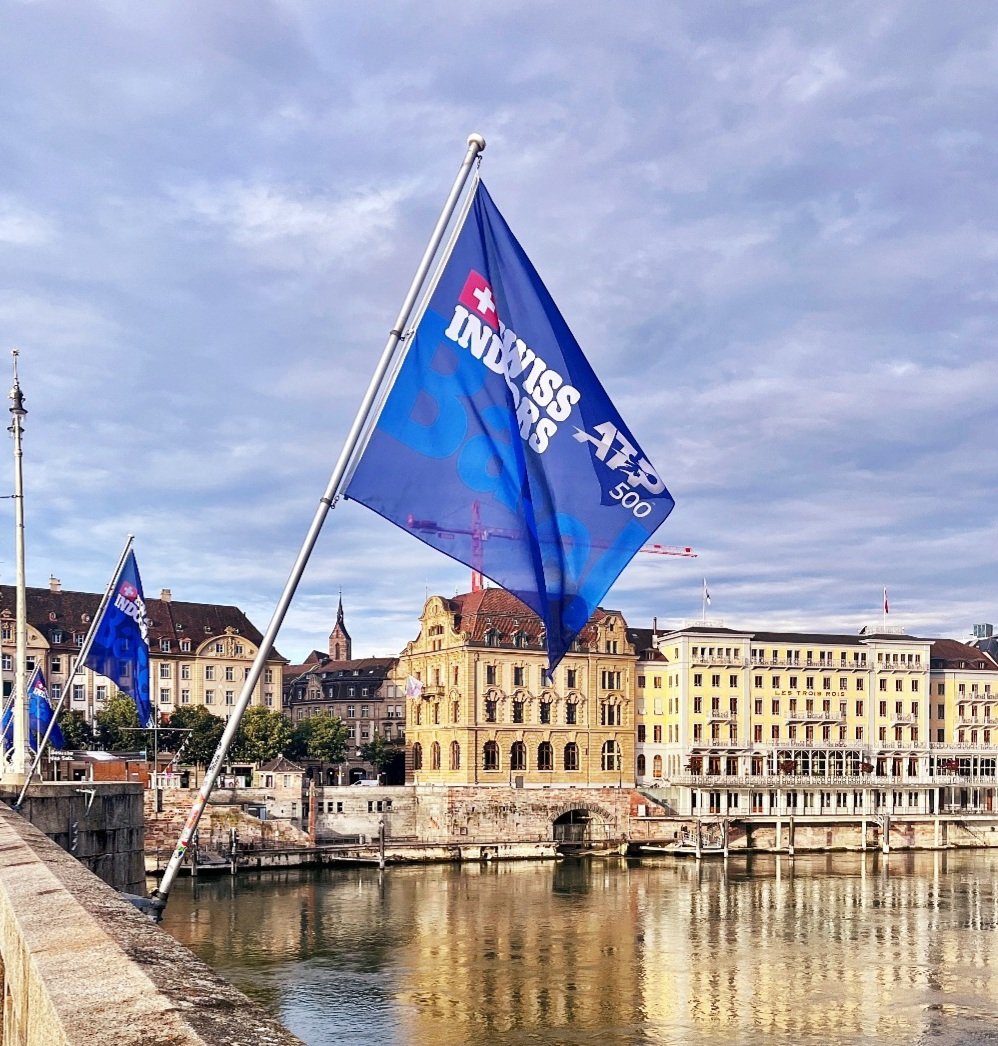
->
690;656;744;666
667;772;998;787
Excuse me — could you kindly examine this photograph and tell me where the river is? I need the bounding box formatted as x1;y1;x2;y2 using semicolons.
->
160;850;998;1045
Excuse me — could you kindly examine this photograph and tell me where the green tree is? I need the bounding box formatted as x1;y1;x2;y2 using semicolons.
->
360;732;404;780
56;708;93;750
231;706;293;764
163;705;225;769
95;692;139;751
290;715;349;764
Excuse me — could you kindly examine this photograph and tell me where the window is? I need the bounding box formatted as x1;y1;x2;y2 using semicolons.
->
205;690;215;705
653;755;663;778
880;679;887;691
225;691;235;706
856;700;864;716
450;741;460;770
181;664;191;680
159;688;171;705
512;700;525;724
772;699;780;714
789;676;797;689
600;703;621;726
637;753;647;776
637;725;646;741
181;689;191;705
912;680;919;693
485;699;497;723
452;700;460;723
754;675;763;688
513;666;525;687
50;656;62;674
653;725;663;743
540;701;551;724
711;674;721;688
73;684;85;702
264;669;273;684
482;741;500;771
896;679;903;692
566;668;578;689
347;705;355;718
537;742;553;771
856;679;864;691
180;639;191;653
772;675;781;689
431;742;441;770
694;697;703;714
601;740;620;772
485;665;497;685
566;702;577;725
693;673;703;687
637;675;646;688
564;743;579;771
601;670;621;690
225;666;234;681
412;743;423;770
159;664;171;679
510;741;527;771
729;674;738;688
205;665;215;681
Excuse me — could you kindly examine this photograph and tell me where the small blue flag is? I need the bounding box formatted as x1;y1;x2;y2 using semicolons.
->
84;549;152;727
2;668;65;750
346;181;675;668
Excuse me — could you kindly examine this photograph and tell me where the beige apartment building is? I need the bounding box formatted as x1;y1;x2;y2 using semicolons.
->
635;623;998;818
0;580;285;724
398;588;638;788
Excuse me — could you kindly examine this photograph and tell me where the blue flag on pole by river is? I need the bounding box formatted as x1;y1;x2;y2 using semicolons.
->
2;668;64;750
84;549;152;727
346;180;675;668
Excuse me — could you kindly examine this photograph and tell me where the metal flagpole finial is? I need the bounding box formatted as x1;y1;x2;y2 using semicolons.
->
467;133;486;153
9;349;25;420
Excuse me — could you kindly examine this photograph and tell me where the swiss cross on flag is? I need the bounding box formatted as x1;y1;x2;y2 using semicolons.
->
458;270;499;330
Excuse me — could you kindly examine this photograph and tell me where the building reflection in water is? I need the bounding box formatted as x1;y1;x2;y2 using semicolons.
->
162;850;998;1046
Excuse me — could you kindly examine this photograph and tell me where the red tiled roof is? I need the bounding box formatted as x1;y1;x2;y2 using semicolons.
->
930;638;998;671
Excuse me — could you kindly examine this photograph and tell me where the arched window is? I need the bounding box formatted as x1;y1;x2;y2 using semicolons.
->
431;741;441;770
601;740;619;772
537;741;553;771
412;742;423;770
564;742;579;771
637;754;646;777
452;700;460;723
653;754;663;778
483;741;500;771
450;740;461;770
510;741;527;771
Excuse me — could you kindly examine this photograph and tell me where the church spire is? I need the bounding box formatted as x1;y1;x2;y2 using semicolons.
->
329;589;351;660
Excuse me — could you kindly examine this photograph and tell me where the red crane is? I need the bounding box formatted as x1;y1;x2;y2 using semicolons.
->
406;504;697;592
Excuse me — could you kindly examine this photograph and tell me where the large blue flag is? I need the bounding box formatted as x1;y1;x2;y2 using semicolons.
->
346;181;675;668
2;668;65;750
84;549;152;726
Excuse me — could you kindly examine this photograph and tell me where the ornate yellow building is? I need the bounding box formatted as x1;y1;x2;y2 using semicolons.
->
635;623;998;817
398;588;637;788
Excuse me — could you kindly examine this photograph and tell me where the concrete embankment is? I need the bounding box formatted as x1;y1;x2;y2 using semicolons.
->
0;801;304;1046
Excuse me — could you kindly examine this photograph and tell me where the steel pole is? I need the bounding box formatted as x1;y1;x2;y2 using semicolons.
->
151;133;487;915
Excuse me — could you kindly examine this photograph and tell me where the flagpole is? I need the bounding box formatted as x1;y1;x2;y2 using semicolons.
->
150;132;487;916
13;535;135;808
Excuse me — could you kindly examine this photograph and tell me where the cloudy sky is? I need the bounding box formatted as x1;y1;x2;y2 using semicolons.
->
1;1;995;662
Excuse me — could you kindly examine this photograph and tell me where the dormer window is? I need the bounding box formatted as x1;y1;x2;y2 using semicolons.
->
485;628;501;647
513;631;528;649
51;630;63;644
160;639;171;653
180;639;191;653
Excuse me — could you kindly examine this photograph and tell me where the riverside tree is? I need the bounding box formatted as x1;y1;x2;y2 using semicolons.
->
290;714;349;765
164;705;225;770
231;705;293;764
360;732;404;782
94;692;139;751
56;708;93;750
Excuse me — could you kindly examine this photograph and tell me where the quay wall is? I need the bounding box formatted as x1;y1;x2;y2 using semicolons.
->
0;784;144;894
0;801;303;1046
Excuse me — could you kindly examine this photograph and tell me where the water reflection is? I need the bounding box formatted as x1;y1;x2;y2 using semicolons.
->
161;851;998;1045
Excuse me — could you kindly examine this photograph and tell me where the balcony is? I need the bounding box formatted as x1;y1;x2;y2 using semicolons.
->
691;656;744;667
705;710;737;722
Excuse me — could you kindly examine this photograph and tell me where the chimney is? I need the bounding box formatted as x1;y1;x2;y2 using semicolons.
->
49;576;61;593
160;588;172;602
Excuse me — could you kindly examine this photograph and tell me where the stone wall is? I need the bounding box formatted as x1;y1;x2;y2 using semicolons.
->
315;784;635;844
0;801;303;1045
144;788;312;867
0;784;145;894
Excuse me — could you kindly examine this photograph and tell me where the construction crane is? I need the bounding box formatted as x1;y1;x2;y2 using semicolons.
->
406;504;697;592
